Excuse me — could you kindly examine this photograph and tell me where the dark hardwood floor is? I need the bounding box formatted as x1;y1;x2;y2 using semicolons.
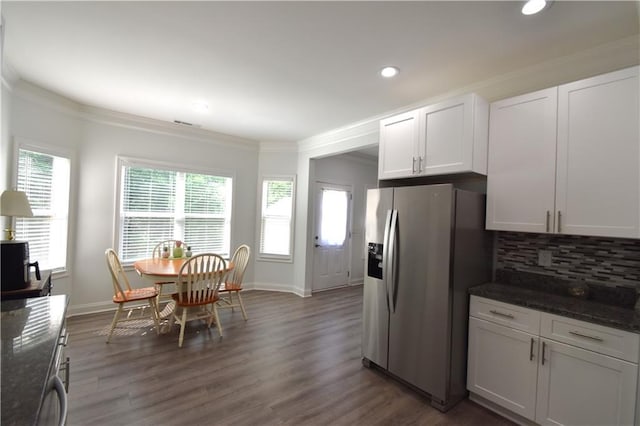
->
66;286;513;425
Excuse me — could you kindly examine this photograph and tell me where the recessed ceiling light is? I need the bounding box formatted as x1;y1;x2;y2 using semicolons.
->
192;101;209;113
380;66;400;78
522;0;548;15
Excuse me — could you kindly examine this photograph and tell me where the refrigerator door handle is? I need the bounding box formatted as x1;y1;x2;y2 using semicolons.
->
387;210;398;313
382;210;393;311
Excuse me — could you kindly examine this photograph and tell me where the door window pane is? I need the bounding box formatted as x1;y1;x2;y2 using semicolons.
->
319;189;347;246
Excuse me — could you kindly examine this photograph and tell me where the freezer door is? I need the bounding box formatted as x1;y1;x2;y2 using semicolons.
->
364;188;393;247
362;188;393;367
388;184;454;403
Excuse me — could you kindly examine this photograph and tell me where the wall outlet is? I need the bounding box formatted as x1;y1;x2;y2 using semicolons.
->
538;250;552;267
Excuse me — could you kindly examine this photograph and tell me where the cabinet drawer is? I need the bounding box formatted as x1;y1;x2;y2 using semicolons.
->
540;313;639;363
470;296;541;335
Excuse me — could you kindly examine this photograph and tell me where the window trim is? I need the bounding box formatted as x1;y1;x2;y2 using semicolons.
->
113;156;236;266
256;174;296;263
13;138;75;276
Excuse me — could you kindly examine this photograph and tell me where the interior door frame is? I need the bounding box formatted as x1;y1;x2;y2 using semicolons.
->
311;180;354;292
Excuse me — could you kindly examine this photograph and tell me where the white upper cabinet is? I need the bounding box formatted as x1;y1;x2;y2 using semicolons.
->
486;66;640;239
378;110;420;180
486;88;558;233
556;67;640;238
378;93;488;180
420;93;489;176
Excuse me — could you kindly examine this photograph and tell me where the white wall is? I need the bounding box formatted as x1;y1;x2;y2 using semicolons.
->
5;81;259;315
9;83;83;298
252;147;300;295
312;153;377;286
294;123;379;296
1;82;12;233
2;35;637;309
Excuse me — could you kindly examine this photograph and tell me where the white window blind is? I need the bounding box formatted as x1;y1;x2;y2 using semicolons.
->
118;160;232;263
15;148;71;272
259;177;295;259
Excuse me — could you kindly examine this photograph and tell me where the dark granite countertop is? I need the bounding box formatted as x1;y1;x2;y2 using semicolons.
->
470;282;640;333
1;295;68;426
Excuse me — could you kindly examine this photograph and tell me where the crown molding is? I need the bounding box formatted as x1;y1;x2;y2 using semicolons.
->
298;119;379;153
79;104;259;151
1;71;16;92
1;61;19;91
334;151;378;166
259;141;298;153
461;34;640;102
11;79;260;152
297;35;639;155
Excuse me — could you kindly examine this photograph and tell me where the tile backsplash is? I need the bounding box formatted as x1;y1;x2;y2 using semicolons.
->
495;232;640;288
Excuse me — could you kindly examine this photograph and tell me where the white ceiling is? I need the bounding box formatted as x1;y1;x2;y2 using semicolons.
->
2;1;639;144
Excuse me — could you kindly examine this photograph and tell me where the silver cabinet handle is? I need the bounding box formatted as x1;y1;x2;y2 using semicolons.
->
412;157;417;173
64;357;70;392
489;310;515;319
545;211;550;233
58;330;69;347
569;330;604;342
541;341;546;365
557;210;562;232
529;338;535;361
418;156;423;173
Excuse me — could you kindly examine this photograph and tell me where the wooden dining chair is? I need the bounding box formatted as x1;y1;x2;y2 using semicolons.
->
105;248;160;343
171;253;227;348
218;244;251;320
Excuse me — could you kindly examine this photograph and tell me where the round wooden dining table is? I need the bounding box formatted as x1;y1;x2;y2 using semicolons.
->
134;257;234;282
133;257;234;321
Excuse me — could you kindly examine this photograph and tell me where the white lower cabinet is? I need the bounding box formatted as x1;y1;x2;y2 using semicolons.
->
536;338;637;426
468;296;639;426
468;317;539;420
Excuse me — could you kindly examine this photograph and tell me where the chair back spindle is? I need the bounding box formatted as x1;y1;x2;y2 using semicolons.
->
176;254;226;305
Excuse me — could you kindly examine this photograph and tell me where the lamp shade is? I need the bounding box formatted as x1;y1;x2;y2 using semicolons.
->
1;190;33;217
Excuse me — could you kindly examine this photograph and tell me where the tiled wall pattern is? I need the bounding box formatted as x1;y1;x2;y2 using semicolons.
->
495;232;640;287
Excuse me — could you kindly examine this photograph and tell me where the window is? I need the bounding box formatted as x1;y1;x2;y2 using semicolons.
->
318;188;348;246
116;158;233;263
258;176;295;261
15;147;71;272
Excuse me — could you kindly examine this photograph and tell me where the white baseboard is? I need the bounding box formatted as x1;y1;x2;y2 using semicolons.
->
67;282;310;317
245;281;310;297
67;301;117;318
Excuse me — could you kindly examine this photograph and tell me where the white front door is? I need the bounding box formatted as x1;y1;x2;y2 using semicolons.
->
312;182;351;292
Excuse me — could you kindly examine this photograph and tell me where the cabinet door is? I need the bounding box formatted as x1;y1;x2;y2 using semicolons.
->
556;66;640;238
485;88;557;232
467;317;539;420
419;94;485;176
378;110;420;180
536;338;638;426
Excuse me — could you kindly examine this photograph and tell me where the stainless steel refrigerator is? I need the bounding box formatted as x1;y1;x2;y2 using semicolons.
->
363;184;492;411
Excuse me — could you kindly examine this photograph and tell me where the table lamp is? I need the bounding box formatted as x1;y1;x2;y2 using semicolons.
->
1;190;33;240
